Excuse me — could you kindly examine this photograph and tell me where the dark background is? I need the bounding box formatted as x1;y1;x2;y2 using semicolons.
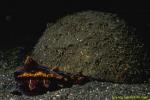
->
0;0;150;51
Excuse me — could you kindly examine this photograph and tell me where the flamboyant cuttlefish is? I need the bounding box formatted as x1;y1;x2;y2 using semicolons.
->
12;56;91;96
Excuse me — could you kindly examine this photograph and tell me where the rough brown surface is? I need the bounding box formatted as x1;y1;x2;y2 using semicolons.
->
32;11;150;83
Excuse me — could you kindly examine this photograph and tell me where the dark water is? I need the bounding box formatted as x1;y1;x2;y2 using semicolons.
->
0;1;150;50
